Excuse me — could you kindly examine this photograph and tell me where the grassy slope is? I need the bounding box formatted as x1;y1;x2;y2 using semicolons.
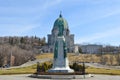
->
1;53;120;75
0;65;36;75
86;67;120;75
1;65;120;75
36;53;53;59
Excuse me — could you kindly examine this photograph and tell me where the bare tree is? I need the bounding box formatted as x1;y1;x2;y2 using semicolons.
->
109;55;113;65
115;53;120;66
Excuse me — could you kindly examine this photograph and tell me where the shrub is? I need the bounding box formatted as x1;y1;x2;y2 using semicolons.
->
70;62;85;74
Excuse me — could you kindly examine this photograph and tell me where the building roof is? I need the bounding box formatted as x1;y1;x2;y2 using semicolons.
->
53;13;69;30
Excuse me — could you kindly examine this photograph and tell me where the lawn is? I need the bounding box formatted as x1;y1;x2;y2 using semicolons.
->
36;53;53;59
1;53;120;75
86;67;120;75
1;64;120;75
0;65;36;75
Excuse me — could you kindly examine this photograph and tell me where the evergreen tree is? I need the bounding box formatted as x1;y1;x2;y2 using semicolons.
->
20;37;24;43
37;62;41;73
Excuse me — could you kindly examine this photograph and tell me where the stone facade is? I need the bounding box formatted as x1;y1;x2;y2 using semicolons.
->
80;44;102;54
47;14;74;52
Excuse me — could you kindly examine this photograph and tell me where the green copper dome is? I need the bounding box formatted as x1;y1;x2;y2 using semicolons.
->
53;14;68;29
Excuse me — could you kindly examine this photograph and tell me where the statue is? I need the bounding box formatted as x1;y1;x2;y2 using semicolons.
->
48;13;74;73
58;25;64;36
63;41;67;58
54;41;58;59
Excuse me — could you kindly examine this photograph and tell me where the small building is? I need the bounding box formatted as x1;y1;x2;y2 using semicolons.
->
80;44;102;54
74;45;79;54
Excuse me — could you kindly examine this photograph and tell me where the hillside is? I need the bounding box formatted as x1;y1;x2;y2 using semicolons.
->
0;36;46;67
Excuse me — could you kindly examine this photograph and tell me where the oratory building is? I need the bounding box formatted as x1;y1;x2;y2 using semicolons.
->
48;14;74;52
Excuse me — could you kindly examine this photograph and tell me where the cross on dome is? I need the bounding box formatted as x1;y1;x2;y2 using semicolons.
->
59;11;62;17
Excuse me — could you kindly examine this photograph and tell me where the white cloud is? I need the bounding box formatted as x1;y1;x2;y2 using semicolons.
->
0;0;63;36
18;25;38;33
101;10;120;18
42;0;62;9
0;0;62;16
0;24;39;36
68;1;120;29
76;27;120;43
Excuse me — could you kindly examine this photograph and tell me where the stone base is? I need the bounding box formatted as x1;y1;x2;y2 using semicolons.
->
30;74;91;79
48;67;74;73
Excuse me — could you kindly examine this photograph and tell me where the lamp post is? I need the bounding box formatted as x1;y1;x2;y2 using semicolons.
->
82;61;85;79
82;49;85;79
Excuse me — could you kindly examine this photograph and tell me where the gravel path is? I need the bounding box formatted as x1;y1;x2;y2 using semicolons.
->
7;57;120;70
85;63;120;70
9;58;52;69
0;74;120;80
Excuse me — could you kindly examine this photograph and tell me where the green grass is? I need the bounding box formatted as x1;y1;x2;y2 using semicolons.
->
1;53;120;75
36;53;53;59
1;64;120;75
86;67;120;75
0;65;37;75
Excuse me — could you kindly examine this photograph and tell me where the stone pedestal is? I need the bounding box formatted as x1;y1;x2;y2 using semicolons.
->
48;36;74;73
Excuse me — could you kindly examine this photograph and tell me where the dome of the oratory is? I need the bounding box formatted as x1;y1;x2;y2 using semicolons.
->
53;14;69;29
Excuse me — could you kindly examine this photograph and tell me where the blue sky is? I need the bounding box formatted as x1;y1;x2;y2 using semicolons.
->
0;0;120;46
